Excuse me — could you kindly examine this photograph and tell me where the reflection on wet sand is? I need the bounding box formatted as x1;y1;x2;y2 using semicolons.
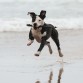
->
57;67;64;83
35;60;64;83
48;71;53;83
57;59;64;83
35;81;40;83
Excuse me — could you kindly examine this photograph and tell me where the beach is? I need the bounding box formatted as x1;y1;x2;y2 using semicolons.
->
0;29;83;83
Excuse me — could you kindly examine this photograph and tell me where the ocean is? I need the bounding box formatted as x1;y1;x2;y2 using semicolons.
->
0;0;83;31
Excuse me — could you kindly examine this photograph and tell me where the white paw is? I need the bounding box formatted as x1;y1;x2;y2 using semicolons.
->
58;50;63;57
27;39;34;46
34;51;41;56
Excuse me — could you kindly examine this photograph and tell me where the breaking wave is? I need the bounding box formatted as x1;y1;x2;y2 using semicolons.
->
0;17;83;32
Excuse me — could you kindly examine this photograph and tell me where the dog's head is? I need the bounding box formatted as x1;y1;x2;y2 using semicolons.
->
28;10;46;30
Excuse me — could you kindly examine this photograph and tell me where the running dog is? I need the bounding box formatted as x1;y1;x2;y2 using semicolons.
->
27;10;63;57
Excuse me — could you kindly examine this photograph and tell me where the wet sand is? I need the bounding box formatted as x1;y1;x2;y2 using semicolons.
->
0;29;83;83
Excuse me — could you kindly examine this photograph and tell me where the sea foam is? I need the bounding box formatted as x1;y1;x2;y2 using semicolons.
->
0;18;83;32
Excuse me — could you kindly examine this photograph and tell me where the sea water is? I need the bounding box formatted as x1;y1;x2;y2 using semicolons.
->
0;0;83;31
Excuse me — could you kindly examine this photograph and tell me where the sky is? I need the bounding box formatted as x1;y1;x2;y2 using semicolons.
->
0;0;83;3
0;0;83;19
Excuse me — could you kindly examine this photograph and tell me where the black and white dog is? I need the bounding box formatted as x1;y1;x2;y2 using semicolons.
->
27;10;63;57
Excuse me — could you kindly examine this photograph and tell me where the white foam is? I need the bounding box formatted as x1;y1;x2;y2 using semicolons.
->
46;18;83;29
0;18;31;32
0;17;83;32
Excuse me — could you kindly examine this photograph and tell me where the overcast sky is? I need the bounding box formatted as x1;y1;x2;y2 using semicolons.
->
0;0;83;18
0;0;83;3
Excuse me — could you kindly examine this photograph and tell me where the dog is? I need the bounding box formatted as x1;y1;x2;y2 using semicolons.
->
27;10;63;57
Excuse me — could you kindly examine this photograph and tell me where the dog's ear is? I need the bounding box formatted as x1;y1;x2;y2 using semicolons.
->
39;10;46;19
28;12;36;18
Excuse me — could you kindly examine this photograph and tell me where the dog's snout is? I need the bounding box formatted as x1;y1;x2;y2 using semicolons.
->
34;23;37;27
33;23;37;30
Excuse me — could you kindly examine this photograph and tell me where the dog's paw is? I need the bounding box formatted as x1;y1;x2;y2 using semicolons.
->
34;51;41;56
58;50;63;57
27;39;34;46
35;54;39;56
59;53;63;57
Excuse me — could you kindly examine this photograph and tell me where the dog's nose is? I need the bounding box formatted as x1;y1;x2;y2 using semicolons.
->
33;23;37;27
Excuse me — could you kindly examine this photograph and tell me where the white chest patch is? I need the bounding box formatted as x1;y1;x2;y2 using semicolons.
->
31;28;42;42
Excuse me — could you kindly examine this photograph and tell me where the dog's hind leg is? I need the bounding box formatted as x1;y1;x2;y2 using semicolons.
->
46;41;53;54
35;37;47;56
51;28;63;57
35;40;53;56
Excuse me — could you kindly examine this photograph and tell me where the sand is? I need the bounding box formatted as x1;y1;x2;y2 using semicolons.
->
0;29;83;83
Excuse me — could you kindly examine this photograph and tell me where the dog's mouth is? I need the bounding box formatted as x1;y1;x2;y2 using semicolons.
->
33;23;42;29
26;24;43;30
33;25;43;30
27;24;43;29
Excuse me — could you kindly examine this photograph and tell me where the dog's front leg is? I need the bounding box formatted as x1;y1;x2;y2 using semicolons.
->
35;37;46;56
27;29;34;46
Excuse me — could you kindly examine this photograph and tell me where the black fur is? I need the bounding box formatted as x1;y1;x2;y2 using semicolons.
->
39;10;46;19
27;10;63;57
28;23;60;51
